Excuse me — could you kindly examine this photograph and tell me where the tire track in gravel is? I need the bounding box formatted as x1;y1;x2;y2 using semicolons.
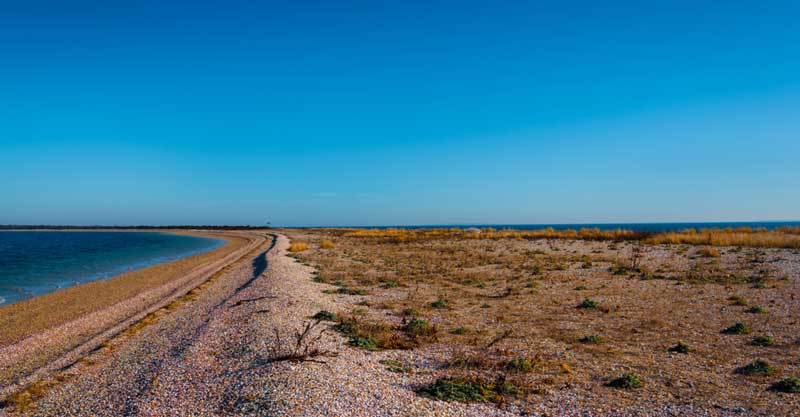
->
14;233;277;417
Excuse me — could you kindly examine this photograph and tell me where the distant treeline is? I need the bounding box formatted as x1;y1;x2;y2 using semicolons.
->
0;225;271;230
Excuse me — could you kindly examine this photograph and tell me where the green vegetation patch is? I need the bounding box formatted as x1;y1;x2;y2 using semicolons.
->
606;373;643;389
403;318;435;336
751;335;775;347
737;360;775;376
746;305;767;314
311;310;339;321
770;377;800;393
379;359;410;373
431;298;449;309
417;377;519;403
348;335;379;350
580;335;603;344
722;322;750;335
504;357;534;372
577;298;599;309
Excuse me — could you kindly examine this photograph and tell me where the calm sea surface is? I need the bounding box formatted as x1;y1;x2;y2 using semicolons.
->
0;231;222;306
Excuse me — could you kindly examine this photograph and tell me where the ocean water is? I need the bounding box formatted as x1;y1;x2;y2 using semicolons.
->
0;231;223;306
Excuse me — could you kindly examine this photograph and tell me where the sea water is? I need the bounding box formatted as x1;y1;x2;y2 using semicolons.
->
0;231;222;306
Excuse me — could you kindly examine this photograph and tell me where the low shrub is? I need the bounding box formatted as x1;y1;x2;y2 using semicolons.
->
403;318;435;336
577;298;599;309
431;298;449;309
505;357;534;372
722;322;750;335
311;310;338;321
746;305;767;314
289;242;310;252
450;326;469;335
579;335;603;344
770;377;800;393
320;240;335;249
417;377;520;403
752;335;775;347
668;342;690;354
737;360;775;375
606;373;643;389
348;335;379;350
729;295;748;306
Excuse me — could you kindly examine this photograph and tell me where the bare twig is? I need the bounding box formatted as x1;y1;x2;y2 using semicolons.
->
230;295;277;308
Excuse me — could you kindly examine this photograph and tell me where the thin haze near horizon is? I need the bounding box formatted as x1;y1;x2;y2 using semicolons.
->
1;1;799;227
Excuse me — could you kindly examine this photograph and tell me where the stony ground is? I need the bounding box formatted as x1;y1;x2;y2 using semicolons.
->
3;231;798;416
2;234;515;416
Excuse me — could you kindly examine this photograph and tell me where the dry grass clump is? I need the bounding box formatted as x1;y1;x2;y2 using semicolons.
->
320;240;335;249
646;227;800;249
289;242;310;252
698;247;721;257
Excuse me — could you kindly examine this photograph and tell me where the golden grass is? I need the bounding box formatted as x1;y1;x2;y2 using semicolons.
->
340;226;800;249
289;242;310;252
320;240;335;249
645;227;800;249
342;227;639;242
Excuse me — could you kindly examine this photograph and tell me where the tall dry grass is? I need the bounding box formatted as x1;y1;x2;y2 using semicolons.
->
340;226;800;249
342;227;639;242
645;227;800;249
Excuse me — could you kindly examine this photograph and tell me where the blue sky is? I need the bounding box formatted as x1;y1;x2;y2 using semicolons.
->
1;0;798;226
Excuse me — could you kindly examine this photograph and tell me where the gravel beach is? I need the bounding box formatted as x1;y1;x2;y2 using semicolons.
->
2;232;797;416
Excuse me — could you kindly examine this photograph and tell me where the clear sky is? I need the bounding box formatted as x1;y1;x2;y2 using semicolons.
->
1;1;798;226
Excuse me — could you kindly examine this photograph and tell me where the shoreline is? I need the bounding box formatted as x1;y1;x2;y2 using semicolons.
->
0;230;267;400
0;230;225;307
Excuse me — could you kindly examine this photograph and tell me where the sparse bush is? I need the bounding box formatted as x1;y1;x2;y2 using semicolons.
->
770;377;800;393
379;359;410;373
577;298;599;309
668;342;690;354
348;335;379;350
580;335;603;344
417;377;520;403
729;295;748;306
752;335;775;347
402;308;420;317
311;310;338;321
403;318;434;336
737;360;774;375
505;357;534;372
606;373;643;389
320;240;335;249
610;264;628;275
289;242;310;252
746;305;767;314
431;298;449;309
722;322;750;335
451;326;469;335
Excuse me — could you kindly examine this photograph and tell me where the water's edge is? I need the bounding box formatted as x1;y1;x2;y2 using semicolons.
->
0;231;225;307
